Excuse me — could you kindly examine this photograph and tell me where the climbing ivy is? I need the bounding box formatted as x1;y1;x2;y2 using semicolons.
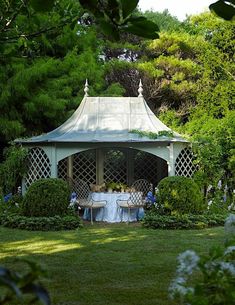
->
130;129;174;139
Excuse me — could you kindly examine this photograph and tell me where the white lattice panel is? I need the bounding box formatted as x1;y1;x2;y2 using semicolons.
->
58;158;68;180
73;150;96;185
175;147;196;177
25;147;51;189
104;149;127;183
134;151;158;185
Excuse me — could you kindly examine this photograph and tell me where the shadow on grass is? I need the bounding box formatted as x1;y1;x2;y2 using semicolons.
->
0;224;225;305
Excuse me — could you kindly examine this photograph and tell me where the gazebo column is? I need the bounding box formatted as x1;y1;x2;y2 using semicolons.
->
168;143;175;176
22;177;26;195
127;149;134;185
67;155;74;181
156;158;163;183
97;149;104;184
50;146;58;178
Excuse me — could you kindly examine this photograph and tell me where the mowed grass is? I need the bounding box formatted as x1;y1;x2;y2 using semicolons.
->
0;224;224;305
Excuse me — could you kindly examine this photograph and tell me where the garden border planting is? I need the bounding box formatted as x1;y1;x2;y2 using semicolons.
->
0;214;82;231
142;213;226;229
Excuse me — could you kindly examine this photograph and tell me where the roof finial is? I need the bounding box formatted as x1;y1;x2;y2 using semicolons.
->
138;79;143;97
84;79;89;97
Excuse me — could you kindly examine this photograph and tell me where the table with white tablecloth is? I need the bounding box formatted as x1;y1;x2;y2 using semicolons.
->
83;192;145;223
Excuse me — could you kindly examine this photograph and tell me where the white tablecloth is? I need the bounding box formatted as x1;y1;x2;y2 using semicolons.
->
83;192;144;223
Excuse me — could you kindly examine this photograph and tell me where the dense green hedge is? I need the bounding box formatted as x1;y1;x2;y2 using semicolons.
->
157;176;204;215
22;178;70;217
0;214;82;231
141;213;226;229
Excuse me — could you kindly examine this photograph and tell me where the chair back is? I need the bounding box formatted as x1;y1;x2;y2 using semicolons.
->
129;191;143;206
131;179;152;198
68;178;91;202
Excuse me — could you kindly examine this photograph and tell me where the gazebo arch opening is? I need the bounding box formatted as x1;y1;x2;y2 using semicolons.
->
58;148;168;188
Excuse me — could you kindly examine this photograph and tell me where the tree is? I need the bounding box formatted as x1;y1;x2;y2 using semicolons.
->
0;0;125;149
141;9;181;32
78;0;235;31
156;12;235;197
78;0;159;40
104;9;234;197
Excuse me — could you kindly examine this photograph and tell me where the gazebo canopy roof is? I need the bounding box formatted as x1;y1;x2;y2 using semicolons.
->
16;96;187;143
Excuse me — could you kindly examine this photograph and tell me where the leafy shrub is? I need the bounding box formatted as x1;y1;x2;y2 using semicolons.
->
0;202;19;217
157;176;204;215
206;190;230;213
0;260;50;305
169;214;235;305
142;213;226;229
0;193;22;218
0;214;82;231
0;186;3;203
0;145;27;194
22;178;70;217
7;193;23;206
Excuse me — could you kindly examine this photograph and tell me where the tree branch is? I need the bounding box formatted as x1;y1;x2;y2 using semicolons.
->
0;0;29;33
0;19;73;43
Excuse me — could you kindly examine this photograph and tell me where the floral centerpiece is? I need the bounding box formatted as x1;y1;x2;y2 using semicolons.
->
106;182;127;193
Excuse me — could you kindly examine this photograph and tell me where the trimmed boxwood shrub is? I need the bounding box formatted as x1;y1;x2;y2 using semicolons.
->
0;214;82;231
157;176;204;215
22;178;70;217
141;213;226;229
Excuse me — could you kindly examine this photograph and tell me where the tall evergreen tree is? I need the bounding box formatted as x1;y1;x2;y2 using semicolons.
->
0;0;124;150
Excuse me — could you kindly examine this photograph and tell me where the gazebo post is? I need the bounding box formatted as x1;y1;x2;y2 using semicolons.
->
50;146;58;178
22;177;26;195
156;157;163;184
67;155;74;182
97;149;104;184
168;143;175;176
127;149;134;185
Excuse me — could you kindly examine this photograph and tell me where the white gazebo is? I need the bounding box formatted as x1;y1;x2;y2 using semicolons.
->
15;81;195;193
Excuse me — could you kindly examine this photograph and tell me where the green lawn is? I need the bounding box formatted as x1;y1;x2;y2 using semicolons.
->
0;224;225;305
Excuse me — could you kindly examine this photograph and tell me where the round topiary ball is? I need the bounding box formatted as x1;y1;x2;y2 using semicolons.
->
157;176;204;215
22;178;70;217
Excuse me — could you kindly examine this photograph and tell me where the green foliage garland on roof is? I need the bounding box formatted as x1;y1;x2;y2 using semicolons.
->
130;129;174;139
